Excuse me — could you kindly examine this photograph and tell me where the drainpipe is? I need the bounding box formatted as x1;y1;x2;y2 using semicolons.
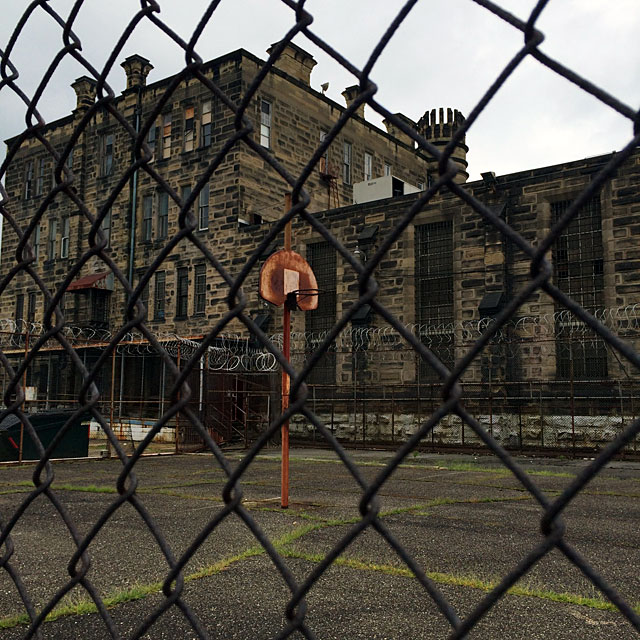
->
119;88;142;417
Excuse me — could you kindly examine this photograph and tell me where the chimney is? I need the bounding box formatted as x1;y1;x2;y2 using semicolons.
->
267;42;316;85
71;76;97;114
120;54;153;90
342;85;365;119
383;113;416;147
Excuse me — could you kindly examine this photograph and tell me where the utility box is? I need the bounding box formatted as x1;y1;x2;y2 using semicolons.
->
353;174;421;204
0;411;90;461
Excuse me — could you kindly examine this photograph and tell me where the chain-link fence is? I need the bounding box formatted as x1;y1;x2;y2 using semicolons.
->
1;1;640;638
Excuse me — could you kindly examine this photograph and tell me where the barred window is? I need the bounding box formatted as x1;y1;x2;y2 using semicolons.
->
27;291;36;324
60;216;70;259
154;271;166;320
15;294;24;327
552;196;607;380
194;264;206;315
306;241;336;384
100;133;114;176
142;195;153;241
201;101;212;147
184;106;195;152
90;289;109;326
158;191;168;239
260;99;271;148
415;220;454;380
343;141;352;185
198;183;209;231
176;267;188;318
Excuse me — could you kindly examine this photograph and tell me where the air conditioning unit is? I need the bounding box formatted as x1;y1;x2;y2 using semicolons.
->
352;174;421;204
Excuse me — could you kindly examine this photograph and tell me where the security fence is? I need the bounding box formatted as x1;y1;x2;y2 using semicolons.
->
2;1;640;639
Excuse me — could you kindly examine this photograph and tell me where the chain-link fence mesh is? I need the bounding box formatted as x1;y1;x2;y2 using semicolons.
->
1;1;640;637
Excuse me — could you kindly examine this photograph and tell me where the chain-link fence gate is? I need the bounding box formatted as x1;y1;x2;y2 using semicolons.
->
1;1;640;638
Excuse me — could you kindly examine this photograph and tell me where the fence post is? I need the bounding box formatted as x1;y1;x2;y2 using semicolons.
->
175;343;181;454
570;353;576;458
391;388;395;444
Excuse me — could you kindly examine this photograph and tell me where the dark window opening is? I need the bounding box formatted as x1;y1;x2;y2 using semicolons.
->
306;241;336;385
415;220;454;381
552;196;607;379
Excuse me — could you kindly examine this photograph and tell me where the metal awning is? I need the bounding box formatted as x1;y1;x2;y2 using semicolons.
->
67;272;113;291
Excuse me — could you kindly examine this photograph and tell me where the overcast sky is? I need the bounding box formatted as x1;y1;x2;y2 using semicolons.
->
1;0;639;181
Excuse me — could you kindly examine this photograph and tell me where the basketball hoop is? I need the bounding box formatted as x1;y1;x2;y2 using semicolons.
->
259;249;319;311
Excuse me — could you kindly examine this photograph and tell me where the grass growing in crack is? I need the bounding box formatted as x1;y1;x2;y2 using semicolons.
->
279;550;640;615
243;454;576;479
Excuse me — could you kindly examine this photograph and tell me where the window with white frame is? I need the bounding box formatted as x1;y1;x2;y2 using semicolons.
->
24;160;34;199
384;162;391;176
100;133;114;176
181;184;192;216
142;195;153;241
60;217;70;258
176;267;189;318
201;101;212;147
65;146;74;170
147;123;158;162
364;152;373;181
162;113;172;160
198;183;209;231
35;157;45;196
184;106;195;152
101;208;111;248
343;141;352;185
47;220;57;260
260;99;272;148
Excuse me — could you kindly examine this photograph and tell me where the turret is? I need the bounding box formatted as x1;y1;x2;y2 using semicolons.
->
418;107;468;184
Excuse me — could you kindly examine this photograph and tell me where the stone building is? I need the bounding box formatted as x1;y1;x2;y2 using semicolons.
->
1;42;443;340
2;39;638;448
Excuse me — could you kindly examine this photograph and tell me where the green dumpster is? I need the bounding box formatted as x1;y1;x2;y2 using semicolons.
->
0;411;90;461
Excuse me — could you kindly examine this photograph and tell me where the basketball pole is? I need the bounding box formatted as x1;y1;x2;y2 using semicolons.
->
281;193;292;509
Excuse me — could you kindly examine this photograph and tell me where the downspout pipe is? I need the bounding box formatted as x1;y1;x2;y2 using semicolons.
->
119;88;142;417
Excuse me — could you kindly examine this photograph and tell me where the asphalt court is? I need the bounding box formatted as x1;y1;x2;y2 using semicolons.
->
1;448;639;638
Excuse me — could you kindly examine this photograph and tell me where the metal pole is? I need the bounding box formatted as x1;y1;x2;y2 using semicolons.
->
108;348;115;458
175;344;181;454
19;328;29;463
281;193;292;509
570;348;576;458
